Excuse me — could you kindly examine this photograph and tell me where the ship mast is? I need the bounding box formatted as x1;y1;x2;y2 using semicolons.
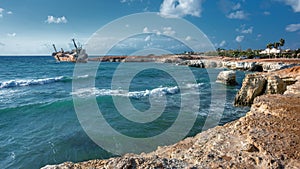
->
72;38;78;50
52;44;57;53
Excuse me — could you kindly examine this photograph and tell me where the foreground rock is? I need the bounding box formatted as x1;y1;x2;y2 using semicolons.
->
216;70;238;86
235;66;300;106
43;67;300;169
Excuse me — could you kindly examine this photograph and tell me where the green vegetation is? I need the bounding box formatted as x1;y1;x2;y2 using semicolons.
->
215;38;300;59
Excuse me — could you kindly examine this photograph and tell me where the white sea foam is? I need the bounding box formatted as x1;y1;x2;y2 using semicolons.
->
72;86;180;98
185;83;204;89
129;86;179;98
71;82;208;98
0;76;65;89
74;74;90;79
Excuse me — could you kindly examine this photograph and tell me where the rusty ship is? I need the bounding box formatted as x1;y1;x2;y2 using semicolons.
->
52;39;88;63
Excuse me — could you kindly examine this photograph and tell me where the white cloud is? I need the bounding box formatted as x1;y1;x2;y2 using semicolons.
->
236;35;244;43
142;27;176;36
215;40;226;48
162;27;175;36
232;3;241;10
120;0;142;4
236;24;253;34
185;36;192;41
154;30;162;35
0;8;13;18
0;42;5;46
241;27;253;34
120;0;134;3
0;8;4;18
286;23;300;32
45;16;68;24
7;33;16;37
159;0;204;18
278;0;300;12
263;11;271;15
143;27;150;33
219;40;226;47
227;10;248;19
144;35;151;42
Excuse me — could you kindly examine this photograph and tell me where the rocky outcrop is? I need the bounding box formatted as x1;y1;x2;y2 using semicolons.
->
216;70;238;86
234;66;300;106
180;60;205;68
179;60;224;68
265;75;286;94
202;60;223;68
262;62;292;72
183;59;298;72
285;77;300;95
43;66;300;169
234;74;267;106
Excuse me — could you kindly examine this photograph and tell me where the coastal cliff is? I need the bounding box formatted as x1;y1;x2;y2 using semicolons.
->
43;66;300;169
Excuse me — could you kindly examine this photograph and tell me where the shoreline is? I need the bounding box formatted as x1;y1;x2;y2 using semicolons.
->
42;61;300;168
89;55;300;72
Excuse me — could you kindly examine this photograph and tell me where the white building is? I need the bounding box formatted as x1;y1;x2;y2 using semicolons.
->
259;48;281;55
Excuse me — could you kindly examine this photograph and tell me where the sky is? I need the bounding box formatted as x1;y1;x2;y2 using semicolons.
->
0;0;299;55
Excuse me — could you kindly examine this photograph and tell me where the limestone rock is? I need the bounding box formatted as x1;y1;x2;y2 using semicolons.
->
235;66;300;106
202;60;218;68
265;75;286;94
234;74;267;106
262;62;289;72
186;60;204;68
216;70;238;86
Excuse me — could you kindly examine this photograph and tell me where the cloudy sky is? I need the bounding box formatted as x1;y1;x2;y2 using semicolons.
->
0;0;299;55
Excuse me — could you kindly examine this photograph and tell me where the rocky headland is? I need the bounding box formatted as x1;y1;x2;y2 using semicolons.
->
90;55;300;72
177;56;300;72
43;66;300;168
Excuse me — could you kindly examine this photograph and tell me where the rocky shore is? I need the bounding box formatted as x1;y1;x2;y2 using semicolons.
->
43;66;300;168
235;66;300;106
89;55;300;72
178;57;300;72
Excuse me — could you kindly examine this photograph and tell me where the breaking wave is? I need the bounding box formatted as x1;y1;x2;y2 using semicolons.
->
0;75;93;89
0;76;67;89
72;86;180;99
72;83;204;99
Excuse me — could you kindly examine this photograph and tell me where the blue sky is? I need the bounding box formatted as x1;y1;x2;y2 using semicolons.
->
0;0;299;55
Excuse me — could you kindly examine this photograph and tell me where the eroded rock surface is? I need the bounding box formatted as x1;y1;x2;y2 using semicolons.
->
216;70;238;86
235;66;300;106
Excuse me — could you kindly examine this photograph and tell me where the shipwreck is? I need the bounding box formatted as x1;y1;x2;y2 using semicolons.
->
52;39;88;63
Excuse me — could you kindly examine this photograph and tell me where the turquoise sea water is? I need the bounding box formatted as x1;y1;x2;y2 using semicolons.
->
0;56;249;169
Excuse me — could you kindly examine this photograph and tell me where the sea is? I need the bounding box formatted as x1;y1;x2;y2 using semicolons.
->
0;56;250;169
